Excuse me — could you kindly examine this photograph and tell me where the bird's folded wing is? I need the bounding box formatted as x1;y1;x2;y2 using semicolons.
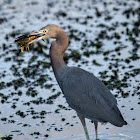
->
61;67;118;120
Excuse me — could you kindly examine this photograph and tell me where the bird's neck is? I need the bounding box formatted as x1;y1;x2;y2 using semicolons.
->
50;30;69;77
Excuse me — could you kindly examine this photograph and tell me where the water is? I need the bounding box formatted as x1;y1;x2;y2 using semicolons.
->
0;0;140;139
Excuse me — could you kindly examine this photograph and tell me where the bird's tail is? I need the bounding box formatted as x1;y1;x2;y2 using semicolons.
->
112;107;127;127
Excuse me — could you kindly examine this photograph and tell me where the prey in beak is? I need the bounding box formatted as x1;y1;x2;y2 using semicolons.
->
14;28;48;53
14;33;39;53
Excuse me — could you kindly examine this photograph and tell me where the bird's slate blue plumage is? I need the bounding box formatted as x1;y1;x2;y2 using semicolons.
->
30;25;127;140
58;67;126;127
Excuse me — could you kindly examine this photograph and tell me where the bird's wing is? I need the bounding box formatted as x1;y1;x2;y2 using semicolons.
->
61;67;119;122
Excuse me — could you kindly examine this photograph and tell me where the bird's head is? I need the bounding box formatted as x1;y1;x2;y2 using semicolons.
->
29;25;61;44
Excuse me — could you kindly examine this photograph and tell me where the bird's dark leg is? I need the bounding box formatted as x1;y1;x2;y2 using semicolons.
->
77;113;90;140
93;121;98;140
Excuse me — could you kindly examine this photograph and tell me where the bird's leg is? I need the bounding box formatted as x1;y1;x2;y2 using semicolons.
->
93;121;99;140
77;113;90;140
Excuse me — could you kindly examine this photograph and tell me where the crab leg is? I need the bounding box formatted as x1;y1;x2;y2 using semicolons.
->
21;46;24;53
26;45;30;51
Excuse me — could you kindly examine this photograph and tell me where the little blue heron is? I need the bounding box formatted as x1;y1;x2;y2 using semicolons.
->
30;25;127;140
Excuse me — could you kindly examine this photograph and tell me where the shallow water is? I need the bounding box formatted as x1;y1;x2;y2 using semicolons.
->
0;0;140;140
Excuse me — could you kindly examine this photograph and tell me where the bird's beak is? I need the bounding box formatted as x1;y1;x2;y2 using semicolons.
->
29;31;46;44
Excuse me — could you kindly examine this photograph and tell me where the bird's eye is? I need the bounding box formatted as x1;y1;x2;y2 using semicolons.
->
43;30;48;33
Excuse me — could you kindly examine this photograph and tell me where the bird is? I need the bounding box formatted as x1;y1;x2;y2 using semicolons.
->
29;25;127;140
